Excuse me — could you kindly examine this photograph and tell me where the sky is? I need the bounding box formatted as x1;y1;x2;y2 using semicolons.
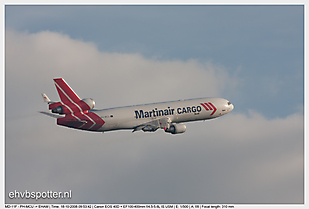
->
4;5;304;205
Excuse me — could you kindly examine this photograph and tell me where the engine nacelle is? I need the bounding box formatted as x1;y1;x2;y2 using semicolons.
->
82;98;95;110
165;123;186;134
51;105;63;114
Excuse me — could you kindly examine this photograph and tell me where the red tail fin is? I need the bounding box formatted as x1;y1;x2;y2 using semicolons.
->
53;78;80;104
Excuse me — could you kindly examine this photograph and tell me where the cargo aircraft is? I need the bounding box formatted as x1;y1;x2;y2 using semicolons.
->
40;78;234;134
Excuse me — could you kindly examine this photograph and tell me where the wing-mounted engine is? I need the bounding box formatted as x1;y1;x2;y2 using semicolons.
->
48;98;95;115
165;123;186;134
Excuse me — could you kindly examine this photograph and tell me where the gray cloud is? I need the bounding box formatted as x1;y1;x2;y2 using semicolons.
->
5;5;304;120
6;30;238;107
5;30;303;204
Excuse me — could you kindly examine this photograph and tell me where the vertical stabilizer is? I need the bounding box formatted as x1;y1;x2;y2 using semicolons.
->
53;78;81;104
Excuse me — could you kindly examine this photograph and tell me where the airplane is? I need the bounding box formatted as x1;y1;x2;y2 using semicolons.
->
40;78;234;134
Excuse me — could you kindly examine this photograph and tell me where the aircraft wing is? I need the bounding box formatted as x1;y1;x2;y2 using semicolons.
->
132;117;171;133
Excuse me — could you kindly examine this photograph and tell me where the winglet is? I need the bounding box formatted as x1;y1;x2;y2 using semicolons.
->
42;93;51;103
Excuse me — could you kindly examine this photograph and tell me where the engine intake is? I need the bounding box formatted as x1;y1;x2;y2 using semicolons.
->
165;123;186;134
52;106;63;114
49;98;95;115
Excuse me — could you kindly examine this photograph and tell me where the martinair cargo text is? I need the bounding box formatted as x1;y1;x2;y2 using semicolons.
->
40;78;234;134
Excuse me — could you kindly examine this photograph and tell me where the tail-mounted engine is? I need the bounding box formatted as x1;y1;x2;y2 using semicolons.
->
49;98;95;115
165;123;186;134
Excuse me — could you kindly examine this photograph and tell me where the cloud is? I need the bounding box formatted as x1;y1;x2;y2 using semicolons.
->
6;29;237;108
199;111;304;203
5;29;303;204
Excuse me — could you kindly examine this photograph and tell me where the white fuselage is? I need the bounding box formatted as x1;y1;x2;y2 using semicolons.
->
90;97;234;132
42;78;234;134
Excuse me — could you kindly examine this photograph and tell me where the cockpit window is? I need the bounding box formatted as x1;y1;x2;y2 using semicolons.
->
227;101;231;105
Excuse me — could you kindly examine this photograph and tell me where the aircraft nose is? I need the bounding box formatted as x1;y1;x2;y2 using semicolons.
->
230;103;234;111
227;101;234;112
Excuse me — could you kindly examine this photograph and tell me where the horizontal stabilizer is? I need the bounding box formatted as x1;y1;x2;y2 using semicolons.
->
41;93;51;103
64;120;88;126
39;111;65;119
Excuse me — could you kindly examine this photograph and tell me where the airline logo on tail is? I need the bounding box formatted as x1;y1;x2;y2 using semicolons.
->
43;78;105;131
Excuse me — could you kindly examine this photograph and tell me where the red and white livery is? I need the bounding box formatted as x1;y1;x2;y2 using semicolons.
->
40;78;234;134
